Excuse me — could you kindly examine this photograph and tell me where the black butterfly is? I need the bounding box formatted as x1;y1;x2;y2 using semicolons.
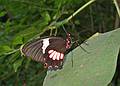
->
20;33;71;70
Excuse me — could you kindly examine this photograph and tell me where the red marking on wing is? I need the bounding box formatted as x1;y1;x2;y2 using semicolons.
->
48;50;54;54
48;50;64;60
56;52;60;60
52;52;57;60
60;53;64;59
66;33;71;49
49;51;56;58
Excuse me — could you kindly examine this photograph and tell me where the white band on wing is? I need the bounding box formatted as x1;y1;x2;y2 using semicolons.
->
42;38;49;54
48;49;64;60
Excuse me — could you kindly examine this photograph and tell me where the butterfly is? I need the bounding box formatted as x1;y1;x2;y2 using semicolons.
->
20;33;71;70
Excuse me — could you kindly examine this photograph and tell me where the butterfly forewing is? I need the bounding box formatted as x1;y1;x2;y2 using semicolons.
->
21;38;44;62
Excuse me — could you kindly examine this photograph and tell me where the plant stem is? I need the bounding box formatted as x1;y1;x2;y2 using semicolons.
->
66;0;96;22
55;0;96;27
113;0;120;18
4;49;19;56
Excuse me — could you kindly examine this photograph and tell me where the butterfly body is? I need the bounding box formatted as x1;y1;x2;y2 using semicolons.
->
21;34;71;70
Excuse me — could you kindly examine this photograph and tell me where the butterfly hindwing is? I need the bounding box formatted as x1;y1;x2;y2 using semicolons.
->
46;37;66;53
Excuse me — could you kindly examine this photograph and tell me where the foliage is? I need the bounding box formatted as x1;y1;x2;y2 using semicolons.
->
0;0;120;86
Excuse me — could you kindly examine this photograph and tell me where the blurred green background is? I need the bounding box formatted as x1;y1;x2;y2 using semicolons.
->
0;0;120;86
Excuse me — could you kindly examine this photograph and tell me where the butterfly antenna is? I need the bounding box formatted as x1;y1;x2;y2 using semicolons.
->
62;25;68;34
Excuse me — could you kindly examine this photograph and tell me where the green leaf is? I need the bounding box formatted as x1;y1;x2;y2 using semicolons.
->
43;28;120;86
13;58;23;72
0;45;13;56
14;27;39;41
41;12;51;23
12;36;23;45
9;51;20;63
5;20;12;34
0;11;6;17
